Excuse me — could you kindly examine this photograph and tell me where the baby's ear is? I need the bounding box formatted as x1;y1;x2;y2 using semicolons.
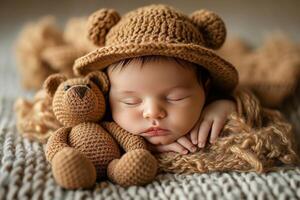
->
203;78;211;97
86;71;110;94
43;74;67;97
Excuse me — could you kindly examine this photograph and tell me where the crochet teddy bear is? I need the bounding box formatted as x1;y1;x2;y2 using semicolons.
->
43;71;157;189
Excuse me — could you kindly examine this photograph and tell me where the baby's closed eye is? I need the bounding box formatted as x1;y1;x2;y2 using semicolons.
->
166;95;191;101
165;88;193;101
119;97;141;105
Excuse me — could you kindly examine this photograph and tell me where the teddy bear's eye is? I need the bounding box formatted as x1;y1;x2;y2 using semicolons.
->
86;84;92;89
64;85;71;91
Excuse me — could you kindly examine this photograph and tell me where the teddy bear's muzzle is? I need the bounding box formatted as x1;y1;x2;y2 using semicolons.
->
63;87;100;119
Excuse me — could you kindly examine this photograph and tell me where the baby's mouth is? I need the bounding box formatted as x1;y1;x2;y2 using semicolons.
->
141;127;170;137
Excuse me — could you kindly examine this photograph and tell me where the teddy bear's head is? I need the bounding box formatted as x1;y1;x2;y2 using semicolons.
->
43;71;109;127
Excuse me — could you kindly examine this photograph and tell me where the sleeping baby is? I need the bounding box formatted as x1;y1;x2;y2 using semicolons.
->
106;55;236;155
73;4;239;155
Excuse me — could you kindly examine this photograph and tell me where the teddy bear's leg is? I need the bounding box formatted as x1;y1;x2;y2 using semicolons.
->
51;147;97;189
46;127;96;188
107;149;157;187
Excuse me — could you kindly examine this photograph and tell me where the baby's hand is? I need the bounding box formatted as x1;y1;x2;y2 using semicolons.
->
148;135;197;155
190;99;236;148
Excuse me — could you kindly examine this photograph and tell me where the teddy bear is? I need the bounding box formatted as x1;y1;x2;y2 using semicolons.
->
43;71;158;189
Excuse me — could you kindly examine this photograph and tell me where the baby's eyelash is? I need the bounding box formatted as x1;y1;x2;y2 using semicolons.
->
122;102;139;105
119;99;141;106
166;96;190;101
166;98;184;101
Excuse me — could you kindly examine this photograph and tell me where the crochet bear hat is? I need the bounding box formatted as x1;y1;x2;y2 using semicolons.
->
74;4;238;92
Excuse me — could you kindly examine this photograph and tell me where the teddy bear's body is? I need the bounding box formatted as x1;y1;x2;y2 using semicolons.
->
43;71;157;189
68;122;121;177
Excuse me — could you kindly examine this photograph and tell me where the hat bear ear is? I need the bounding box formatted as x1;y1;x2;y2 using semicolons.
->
43;74;67;97
87;8;121;46
85;71;110;94
190;9;226;50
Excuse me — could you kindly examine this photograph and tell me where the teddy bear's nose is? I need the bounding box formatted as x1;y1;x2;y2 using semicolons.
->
74;86;88;99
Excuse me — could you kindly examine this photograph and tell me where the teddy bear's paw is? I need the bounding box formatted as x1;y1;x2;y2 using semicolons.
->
52;147;97;189
107;149;158;187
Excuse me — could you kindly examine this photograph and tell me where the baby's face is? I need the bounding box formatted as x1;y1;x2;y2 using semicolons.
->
107;59;206;145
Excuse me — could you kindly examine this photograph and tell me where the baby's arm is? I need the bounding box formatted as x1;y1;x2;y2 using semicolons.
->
149;99;236;154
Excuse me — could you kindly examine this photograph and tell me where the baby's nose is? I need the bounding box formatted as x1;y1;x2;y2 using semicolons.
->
143;102;166;119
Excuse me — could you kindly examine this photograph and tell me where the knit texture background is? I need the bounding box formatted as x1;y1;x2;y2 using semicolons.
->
1;46;300;199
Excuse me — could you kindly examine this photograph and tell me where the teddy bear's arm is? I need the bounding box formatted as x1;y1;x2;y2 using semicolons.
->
101;122;148;152
45;127;72;162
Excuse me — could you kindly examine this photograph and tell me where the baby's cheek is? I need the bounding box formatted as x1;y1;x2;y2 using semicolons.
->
112;108;142;134
169;106;202;135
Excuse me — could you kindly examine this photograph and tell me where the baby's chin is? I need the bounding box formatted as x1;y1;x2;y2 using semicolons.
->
144;135;177;145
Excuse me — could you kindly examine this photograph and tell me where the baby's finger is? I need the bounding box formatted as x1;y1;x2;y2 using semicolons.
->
198;119;212;148
210;118;226;144
177;136;197;153
156;142;188;155
190;121;201;145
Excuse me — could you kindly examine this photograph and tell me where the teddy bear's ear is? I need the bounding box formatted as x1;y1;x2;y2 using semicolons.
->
43;74;67;97
87;8;121;46
86;71;110;94
189;9;226;50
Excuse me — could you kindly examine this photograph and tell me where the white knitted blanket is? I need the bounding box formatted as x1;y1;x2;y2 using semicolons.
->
0;47;300;200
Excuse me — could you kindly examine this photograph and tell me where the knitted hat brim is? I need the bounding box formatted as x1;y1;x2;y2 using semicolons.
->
74;42;238;92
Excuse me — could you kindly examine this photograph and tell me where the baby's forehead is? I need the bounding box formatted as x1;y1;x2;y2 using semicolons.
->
106;56;204;91
108;71;200;95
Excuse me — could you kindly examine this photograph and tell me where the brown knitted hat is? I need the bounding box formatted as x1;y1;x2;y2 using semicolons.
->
74;4;238;92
